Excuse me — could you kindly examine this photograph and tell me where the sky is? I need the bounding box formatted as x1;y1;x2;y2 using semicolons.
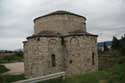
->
0;0;125;50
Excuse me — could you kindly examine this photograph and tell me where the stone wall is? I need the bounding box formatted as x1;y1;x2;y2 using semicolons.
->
24;35;98;78
24;37;64;78
98;55;114;70
24;11;98;78
34;15;86;35
64;35;98;76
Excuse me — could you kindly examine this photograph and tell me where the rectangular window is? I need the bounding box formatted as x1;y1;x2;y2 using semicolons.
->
51;54;56;67
92;52;95;65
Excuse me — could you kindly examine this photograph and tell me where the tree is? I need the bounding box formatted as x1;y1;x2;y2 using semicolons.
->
104;42;108;52
15;50;24;57
112;36;119;50
119;35;125;56
112;35;125;56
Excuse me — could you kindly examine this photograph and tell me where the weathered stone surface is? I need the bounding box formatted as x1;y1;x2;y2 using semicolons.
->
34;14;86;35
23;10;98;78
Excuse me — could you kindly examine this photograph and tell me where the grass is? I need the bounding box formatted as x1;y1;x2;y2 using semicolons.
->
0;65;25;83
0;51;23;64
0;65;9;74
39;64;125;83
37;77;64;83
0;64;124;83
0;74;25;83
0;55;23;64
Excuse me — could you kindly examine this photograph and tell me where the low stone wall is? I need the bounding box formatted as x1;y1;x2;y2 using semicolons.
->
98;55;114;70
98;53;125;70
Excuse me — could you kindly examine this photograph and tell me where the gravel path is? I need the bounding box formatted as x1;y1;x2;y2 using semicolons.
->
2;62;24;75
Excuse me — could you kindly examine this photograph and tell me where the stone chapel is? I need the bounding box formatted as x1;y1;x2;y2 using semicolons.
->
23;10;98;78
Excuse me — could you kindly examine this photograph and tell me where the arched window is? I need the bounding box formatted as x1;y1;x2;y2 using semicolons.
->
92;52;95;65
51;54;56;67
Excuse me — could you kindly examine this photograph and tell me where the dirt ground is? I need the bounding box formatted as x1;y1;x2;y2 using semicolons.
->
2;62;24;75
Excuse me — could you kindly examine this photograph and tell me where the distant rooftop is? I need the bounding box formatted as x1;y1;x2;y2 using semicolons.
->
34;10;86;22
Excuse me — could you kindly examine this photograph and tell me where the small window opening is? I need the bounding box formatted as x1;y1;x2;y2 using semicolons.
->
37;38;40;41
61;37;64;45
92;52;95;65
51;54;56;67
69;60;72;64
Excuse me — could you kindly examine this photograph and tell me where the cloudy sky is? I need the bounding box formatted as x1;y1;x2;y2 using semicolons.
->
0;0;125;50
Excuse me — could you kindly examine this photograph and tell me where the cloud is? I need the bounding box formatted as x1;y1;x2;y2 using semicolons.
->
0;0;125;50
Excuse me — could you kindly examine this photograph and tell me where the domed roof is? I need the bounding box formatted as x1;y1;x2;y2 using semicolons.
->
34;10;86;22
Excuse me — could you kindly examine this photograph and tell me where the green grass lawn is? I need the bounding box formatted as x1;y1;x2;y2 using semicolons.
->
0;55;23;64
0;65;25;83
0;65;9;74
0;74;25;83
0;64;125;83
39;64;125;83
